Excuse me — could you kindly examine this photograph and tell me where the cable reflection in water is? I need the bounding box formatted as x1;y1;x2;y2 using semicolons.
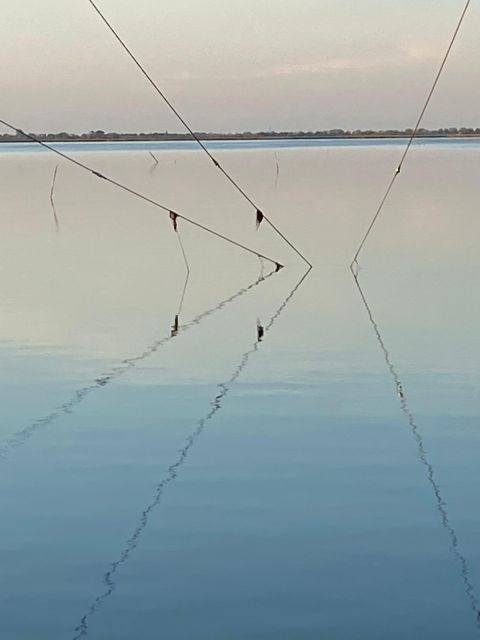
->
0;268;277;462
148;151;159;173
71;266;311;639
352;270;480;630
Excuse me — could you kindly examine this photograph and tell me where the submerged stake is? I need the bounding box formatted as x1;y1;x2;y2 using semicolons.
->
49;165;60;233
0;117;284;269
85;0;311;268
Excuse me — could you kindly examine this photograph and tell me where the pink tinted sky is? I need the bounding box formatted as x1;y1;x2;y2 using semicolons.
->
1;0;478;133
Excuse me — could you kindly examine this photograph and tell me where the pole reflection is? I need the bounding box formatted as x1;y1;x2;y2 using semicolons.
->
50;164;60;233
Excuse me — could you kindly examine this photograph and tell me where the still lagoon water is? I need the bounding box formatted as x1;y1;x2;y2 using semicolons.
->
0;139;479;638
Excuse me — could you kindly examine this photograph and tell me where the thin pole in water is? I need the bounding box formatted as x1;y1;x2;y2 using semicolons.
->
0;118;284;269
49;165;60;233
85;0;312;268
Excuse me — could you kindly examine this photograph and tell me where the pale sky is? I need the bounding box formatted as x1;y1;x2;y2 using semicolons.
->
1;0;478;133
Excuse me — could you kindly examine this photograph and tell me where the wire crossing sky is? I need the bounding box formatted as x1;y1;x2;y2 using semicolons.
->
350;0;472;269
1;1;479;133
85;0;311;267
0;118;284;270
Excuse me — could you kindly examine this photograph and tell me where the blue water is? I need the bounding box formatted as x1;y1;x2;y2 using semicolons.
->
1;136;480;154
0;143;479;638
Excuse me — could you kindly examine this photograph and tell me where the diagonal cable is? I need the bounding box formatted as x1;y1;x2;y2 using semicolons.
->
351;0;471;269
0;118;283;269
86;0;312;268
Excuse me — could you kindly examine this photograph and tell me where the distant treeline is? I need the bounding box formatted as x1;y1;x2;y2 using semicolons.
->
2;127;480;143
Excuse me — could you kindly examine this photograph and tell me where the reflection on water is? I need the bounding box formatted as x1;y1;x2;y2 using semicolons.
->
352;271;480;629
0;268;276;462
148;152;159;172
1;142;480;639
3;138;480;154
72;268;310;639
49;165;60;233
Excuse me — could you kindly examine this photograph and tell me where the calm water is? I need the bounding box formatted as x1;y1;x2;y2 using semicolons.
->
2;136;480;154
0;140;479;639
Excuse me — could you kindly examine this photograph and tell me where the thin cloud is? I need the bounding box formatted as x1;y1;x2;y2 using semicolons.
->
254;45;442;78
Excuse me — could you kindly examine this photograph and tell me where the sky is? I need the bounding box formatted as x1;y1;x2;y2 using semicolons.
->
1;0;479;133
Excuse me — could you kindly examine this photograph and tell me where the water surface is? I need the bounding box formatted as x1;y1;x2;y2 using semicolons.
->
0;140;479;639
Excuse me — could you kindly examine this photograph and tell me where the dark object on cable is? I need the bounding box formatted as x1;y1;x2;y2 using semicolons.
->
256;209;264;230
85;0;312;267
169;211;178;232
0;117;284;268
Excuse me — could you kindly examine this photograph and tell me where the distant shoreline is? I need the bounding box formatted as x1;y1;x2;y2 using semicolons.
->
2;129;480;144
